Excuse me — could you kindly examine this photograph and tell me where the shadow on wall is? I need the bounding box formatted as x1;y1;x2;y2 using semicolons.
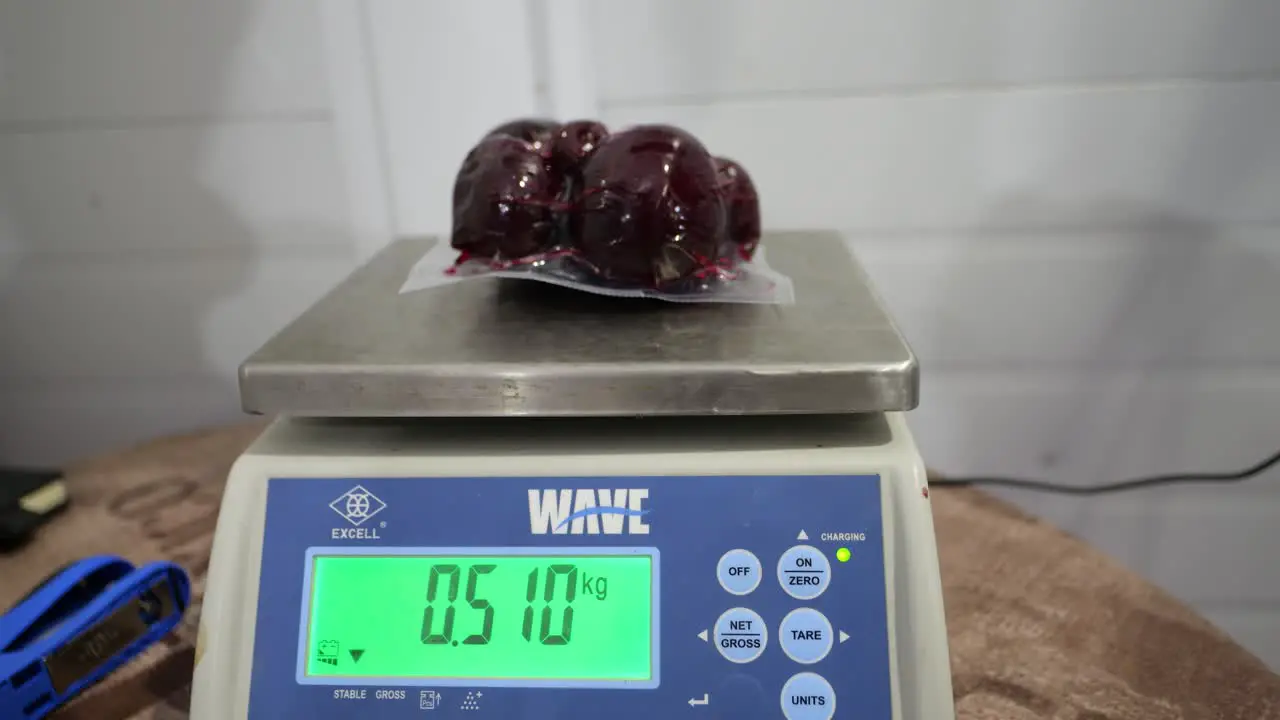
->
0;0;262;465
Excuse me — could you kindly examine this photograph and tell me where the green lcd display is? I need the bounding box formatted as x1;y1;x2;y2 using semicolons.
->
301;550;656;686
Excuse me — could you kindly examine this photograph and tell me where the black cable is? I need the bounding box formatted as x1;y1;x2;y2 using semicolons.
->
937;447;1280;495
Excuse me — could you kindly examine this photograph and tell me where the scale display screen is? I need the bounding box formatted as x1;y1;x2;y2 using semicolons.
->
298;547;658;687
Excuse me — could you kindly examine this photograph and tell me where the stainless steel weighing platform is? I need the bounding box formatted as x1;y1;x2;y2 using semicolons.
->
239;230;917;419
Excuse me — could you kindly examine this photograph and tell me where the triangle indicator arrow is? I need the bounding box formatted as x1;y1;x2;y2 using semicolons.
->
839;631;850;644
349;649;365;663
697;630;708;642
797;530;809;540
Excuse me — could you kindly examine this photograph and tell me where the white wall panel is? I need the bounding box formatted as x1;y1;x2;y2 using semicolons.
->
0;0;330;124
0;0;355;469
365;0;542;237
590;0;1280;103
0;123;351;255
0;250;357;382
916;371;1280;489
845;230;1280;367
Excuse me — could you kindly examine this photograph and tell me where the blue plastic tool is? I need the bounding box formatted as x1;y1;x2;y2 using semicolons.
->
0;555;190;719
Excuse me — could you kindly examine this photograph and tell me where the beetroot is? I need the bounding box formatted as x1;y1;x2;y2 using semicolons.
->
449;134;557;261
449;118;761;294
486;118;559;153
714;157;762;261
575;124;728;288
550;120;610;185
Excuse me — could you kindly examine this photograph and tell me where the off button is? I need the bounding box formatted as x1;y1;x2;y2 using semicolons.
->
713;608;768;663
777;545;831;600
717;549;762;595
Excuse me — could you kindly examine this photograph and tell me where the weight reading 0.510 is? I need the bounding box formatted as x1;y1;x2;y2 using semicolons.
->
302;553;653;683
421;563;609;647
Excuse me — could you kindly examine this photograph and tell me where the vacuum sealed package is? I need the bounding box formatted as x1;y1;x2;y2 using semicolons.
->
399;119;795;304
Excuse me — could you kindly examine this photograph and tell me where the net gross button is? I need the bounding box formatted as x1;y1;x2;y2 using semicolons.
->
713;607;768;663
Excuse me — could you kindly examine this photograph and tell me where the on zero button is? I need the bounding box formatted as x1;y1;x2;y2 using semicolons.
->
716;549;762;595
777;545;831;600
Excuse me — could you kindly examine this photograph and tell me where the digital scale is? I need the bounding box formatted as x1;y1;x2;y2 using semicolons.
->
190;231;955;719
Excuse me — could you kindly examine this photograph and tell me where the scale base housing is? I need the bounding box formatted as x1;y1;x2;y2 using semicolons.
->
191;413;955;720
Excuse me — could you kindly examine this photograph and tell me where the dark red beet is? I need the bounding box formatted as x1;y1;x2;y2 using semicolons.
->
550;120;609;184
450;135;557;260
550;120;609;243
576;125;727;287
714;157;762;261
485;118;559;154
488;118;596;203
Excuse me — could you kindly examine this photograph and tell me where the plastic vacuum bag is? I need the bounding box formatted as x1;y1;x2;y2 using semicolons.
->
398;119;795;304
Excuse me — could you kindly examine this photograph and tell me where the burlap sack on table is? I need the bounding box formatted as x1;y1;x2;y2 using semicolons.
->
2;423;1278;719
0;423;266;720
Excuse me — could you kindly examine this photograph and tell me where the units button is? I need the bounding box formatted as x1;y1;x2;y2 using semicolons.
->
778;609;834;664
716;549;763;595
777;545;831;600
713;607;768;663
780;672;836;720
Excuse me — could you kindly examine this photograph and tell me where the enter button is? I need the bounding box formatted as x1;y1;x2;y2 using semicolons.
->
778;609;833;664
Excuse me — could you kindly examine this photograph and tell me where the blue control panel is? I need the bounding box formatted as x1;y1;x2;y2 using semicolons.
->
248;475;892;719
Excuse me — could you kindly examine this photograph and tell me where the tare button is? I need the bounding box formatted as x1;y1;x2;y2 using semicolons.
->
713;608;768;663
716;549;762;595
777;545;831;600
778;609;834;664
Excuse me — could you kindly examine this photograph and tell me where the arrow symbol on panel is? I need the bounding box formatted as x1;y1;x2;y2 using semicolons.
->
349;649;365;663
688;694;710;707
839;631;850;643
697;630;708;642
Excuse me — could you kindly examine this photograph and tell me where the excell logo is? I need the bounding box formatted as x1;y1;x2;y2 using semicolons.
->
528;489;650;535
329;485;386;539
